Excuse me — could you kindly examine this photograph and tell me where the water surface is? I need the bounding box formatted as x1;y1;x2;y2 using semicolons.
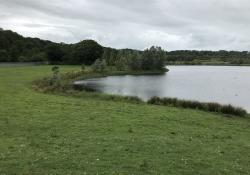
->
75;66;250;111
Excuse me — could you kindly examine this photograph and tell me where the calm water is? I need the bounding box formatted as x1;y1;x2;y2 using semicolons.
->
75;66;250;111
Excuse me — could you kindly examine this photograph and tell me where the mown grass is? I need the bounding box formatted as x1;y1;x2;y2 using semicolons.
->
1;65;250;174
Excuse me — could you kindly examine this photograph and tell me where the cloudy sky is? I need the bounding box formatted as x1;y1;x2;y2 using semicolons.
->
1;0;250;50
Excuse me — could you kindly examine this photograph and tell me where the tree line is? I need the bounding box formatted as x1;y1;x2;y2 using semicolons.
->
166;50;250;64
1;29;250;67
0;29;167;71
0;29;51;62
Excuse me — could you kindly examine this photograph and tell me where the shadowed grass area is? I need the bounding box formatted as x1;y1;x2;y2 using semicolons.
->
1;65;250;174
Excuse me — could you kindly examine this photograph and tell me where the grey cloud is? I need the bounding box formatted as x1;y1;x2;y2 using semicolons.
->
1;0;250;50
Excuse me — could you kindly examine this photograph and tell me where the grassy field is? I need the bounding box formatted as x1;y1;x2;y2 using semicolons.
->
1;66;250;175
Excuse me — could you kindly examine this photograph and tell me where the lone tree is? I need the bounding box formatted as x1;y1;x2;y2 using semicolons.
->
142;46;166;70
74;40;103;65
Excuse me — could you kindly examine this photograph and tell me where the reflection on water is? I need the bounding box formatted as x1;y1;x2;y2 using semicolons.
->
75;66;250;111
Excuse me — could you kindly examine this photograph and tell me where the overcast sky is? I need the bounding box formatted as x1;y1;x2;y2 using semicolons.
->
1;0;250;51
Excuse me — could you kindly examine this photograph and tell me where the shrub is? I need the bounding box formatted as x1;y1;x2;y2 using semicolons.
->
233;107;248;117
124;96;143;103
50;66;60;86
160;98;178;106
220;105;247;117
148;96;162;105
220;104;235;115
206;102;221;112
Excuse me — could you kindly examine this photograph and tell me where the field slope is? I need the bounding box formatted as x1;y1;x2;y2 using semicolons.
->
0;66;250;175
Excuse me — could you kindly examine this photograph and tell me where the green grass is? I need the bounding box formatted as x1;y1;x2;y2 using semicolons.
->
1;66;250;175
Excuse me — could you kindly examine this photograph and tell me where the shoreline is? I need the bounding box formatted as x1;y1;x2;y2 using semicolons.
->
166;63;250;66
34;67;248;117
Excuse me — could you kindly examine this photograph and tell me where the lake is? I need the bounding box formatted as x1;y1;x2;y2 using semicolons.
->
75;66;250;111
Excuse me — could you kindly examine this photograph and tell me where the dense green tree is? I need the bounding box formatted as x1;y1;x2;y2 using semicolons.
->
128;53;142;71
115;57;128;71
141;46;165;70
0;29;51;62
0;49;10;62
108;50;118;66
74;40;103;65
101;48;111;64
46;44;64;64
31;52;47;62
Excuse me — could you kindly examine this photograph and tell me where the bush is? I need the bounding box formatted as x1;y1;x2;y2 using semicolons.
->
161;98;178;106
124;96;143;104
220;105;247;117
220;105;235;115
206;102;221;112
148;96;162;105
50;66;60;86
148;97;247;117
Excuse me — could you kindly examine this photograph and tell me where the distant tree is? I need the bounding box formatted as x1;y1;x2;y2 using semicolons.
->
61;44;74;64
115;57;127;71
108;50;118;66
30;52;47;62
151;46;166;70
9;46;19;61
141;49;154;70
74;40;103;65
128;53;142;71
141;46;166;70
102;48;110;64
0;49;10;62
46;44;64;64
18;55;28;62
92;59;107;72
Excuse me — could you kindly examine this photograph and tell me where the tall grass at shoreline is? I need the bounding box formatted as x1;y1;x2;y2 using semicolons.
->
148;96;247;117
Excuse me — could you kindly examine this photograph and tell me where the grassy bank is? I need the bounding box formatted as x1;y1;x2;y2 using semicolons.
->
1;65;250;174
148;97;247;117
